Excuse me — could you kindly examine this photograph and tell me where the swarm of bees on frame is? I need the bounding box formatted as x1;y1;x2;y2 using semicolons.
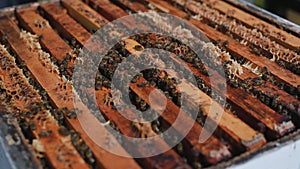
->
0;34;97;166
162;0;300;95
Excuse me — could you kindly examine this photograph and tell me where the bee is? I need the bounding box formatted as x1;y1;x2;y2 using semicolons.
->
71;134;82;147
152;120;160;133
1;33;7;42
228;79;238;88
276;60;285;67
79;143;89;155
29;119;36;130
193;162;202;169
252;77;264;86
73;139;84;151
277;104;283;114
214;39;221;46
22;111;34;119
258;93;265;102
176;142;183;154
135;95;142;104
38;130;53;137
140;100;148;111
208;22;217;28
53;109;65;123
71;38;77;47
277;83;284;90
95;80;102;90
262;73;270;80
37;34;44;41
70;130;80;141
137;81;149;87
285;84;295;94
261;66;269;74
257;122;266;133
42;102;51;110
85;149;95;164
66;109;77;119
251;47;262;55
58;126;69;136
264;96;271;105
131;75;140;83
103;79;111;88
223;40;229;48
40;90;49;101
19;119;29;131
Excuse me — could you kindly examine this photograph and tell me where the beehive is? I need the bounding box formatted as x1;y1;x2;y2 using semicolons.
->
0;0;299;168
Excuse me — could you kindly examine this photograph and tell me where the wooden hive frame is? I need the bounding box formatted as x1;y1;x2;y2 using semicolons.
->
0;0;299;168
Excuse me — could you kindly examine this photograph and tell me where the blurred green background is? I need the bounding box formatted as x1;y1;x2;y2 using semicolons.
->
0;0;299;25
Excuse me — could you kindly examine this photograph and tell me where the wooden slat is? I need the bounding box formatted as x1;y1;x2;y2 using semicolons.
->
0;16;141;169
0;44;88;169
15;9;71;61
111;0;149;12
61;0;108;31
196;0;300;50
94;88;192;169
141;0;187;18
39;4;91;47
85;0;128;21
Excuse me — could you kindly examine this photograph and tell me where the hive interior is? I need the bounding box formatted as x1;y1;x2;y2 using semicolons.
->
0;0;299;168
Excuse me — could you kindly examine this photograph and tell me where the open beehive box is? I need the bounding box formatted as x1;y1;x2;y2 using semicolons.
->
0;0;299;168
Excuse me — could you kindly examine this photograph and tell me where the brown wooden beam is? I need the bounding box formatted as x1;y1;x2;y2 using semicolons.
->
61;0;108;31
15;9;71;61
